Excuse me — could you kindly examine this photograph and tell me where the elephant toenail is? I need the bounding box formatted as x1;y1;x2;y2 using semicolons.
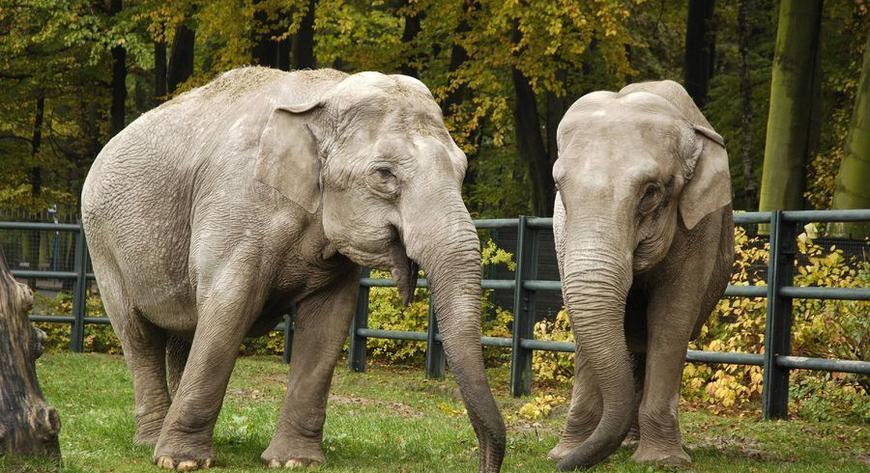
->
157;456;175;469
177;460;198;471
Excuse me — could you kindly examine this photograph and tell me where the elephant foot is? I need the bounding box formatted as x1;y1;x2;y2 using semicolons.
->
264;457;321;469
631;445;691;466
547;439;584;461
154;455;215;471
261;441;325;469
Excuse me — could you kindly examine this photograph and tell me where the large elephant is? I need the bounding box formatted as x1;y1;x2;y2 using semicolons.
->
547;80;734;470
81;67;505;472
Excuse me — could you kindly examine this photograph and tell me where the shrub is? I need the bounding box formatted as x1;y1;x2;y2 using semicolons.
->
32;291;122;354
683;224;868;422
366;239;516;365
531;309;574;384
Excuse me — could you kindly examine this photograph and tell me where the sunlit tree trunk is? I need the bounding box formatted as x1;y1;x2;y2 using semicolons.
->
758;0;822;212
0;248;61;461
831;31;870;237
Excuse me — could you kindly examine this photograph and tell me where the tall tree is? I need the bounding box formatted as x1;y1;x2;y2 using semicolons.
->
154;40;167;104
109;0;127;137
831;31;870;237
291;0;316;70
167;23;195;93
252;1;291;70
512;24;554;217
758;0;823;211
29;93;45;197
684;0;716;107
737;0;756;209
399;0;422;78
441;1;473;117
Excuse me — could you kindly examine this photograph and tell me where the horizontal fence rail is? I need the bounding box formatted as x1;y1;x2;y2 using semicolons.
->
4;208;869;420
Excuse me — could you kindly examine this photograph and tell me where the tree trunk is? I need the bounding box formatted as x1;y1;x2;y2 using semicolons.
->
546;69;571;168
737;0;756;210
29;93;44;196
252;1;291;70
399;0;422;78
684;0;716;108
291;0;316;70
167;24;195;93
512;24;555;217
831;30;870;237
758;0;823;211
109;0;127;137
0;248;62;461
512;66;555;217
154;40;167;104
442;1;475;116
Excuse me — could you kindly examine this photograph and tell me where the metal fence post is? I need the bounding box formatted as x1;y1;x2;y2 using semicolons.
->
348;268;370;372
70;225;88;353
762;211;797;419
425;295;445;378
510;216;538;397
282;307;295;364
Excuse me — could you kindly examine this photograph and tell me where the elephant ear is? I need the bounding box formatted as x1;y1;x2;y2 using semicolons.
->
679;125;731;230
619;80;732;230
254;102;323;214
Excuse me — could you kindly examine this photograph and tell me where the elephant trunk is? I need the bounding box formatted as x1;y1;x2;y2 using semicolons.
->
404;195;506;473
557;220;635;471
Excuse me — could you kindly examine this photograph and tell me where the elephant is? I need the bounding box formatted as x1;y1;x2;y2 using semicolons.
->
546;80;734;470
80;66;505;472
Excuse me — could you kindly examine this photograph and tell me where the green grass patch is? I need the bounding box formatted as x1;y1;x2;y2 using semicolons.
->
3;353;866;472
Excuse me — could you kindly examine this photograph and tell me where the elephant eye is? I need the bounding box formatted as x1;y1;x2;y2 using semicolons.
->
367;164;399;198
639;182;661;215
376;167;395;180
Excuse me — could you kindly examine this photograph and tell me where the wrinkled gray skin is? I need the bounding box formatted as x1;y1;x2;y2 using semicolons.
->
81;67;505;472
547;80;734;470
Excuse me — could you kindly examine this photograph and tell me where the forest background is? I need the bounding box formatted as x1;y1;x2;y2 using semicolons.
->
0;0;868;222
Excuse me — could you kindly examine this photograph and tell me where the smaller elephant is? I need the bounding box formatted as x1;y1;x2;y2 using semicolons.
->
548;80;734;470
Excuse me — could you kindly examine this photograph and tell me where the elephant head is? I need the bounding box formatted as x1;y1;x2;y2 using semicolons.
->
552;80;730;470
255;71;505;472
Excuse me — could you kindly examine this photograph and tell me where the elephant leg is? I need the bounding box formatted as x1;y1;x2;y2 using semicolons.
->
91;254;170;447
622;352;645;448
166;335;191;400
153;265;264;471
261;268;359;468
117;312;171;447
632;293;696;466
548;349;602;461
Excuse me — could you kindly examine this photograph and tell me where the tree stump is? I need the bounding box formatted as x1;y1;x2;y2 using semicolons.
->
0;248;61;462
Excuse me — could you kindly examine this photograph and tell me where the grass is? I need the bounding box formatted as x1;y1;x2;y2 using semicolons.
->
2;352;866;472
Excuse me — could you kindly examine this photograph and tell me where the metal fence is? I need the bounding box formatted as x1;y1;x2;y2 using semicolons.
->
2;209;869;420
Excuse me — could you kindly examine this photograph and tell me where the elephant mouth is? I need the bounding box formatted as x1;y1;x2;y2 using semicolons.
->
391;244;419;305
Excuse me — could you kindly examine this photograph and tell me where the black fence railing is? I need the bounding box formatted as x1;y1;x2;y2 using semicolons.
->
3;209;869;420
